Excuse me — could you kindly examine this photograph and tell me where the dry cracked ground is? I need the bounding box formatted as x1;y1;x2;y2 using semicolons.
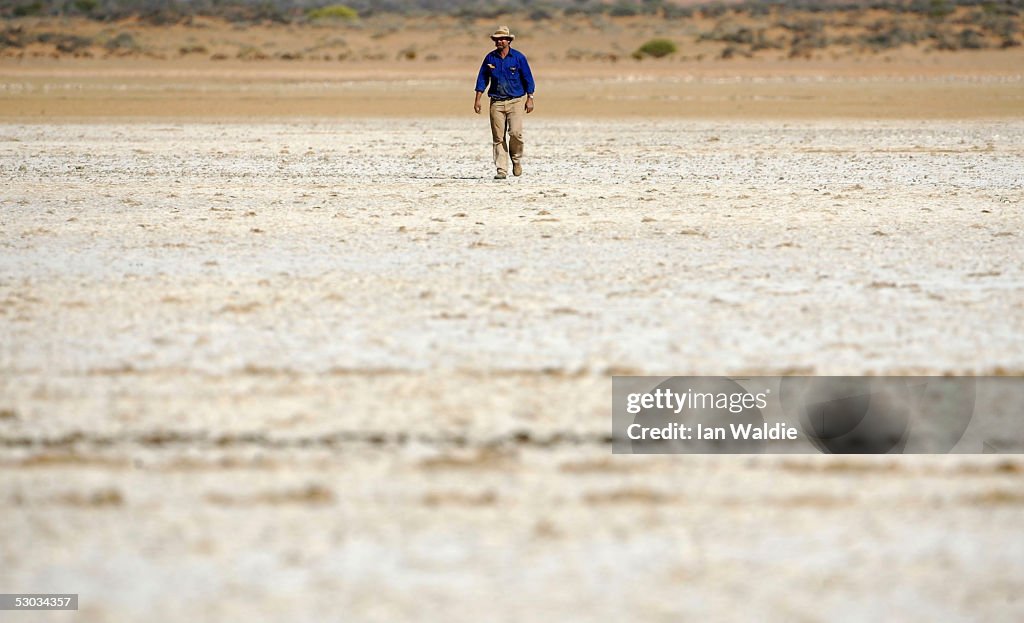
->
2;119;1023;621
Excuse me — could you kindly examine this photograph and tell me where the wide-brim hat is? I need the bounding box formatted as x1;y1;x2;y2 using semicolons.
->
490;26;515;41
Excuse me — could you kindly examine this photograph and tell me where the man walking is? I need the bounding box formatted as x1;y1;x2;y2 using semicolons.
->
474;26;535;180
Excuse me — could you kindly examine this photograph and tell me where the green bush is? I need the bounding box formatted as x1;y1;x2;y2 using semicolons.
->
73;0;98;13
307;4;358;21
13;1;43;17
928;0;953;19
635;38;677;57
609;3;639;17
528;4;555;20
663;5;694;19
702;3;729;19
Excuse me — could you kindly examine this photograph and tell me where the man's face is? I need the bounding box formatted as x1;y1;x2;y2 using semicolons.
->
493;37;511;51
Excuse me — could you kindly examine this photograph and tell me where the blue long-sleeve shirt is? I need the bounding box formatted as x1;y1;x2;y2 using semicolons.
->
475;48;535;100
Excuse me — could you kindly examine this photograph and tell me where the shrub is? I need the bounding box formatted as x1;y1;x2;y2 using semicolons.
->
608;2;639;17
73;0;98;13
751;29;784;50
746;3;773;18
726;27;755;44
958;27;987;47
1;27;26;49
662;5;693;19
104;32;137;52
979;13;1018;38
565;4;606;17
933;31;959;49
307;4;358;21
453;4;516;19
928;0;954;19
236;46;269;60
13;1;43;17
635;37;677;57
863;21;922;49
528;6;555;20
53;34;92;54
702;3;729;19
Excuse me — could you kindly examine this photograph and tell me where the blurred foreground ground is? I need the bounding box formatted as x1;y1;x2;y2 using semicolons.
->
1;50;1023;622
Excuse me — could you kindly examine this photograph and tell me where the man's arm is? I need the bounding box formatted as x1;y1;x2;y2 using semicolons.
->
474;59;489;113
519;52;536;113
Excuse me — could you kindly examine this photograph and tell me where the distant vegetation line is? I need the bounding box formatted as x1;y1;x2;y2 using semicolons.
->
4;0;1021;60
4;0;1022;23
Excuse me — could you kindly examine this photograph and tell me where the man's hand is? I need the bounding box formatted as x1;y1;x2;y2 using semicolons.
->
525;97;534;114
474;93;482;114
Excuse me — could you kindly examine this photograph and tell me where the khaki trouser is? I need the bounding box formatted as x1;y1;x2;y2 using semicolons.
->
489;96;524;176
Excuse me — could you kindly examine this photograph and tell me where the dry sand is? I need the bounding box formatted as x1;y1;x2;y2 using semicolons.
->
2;56;1024;622
2;54;1024;119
